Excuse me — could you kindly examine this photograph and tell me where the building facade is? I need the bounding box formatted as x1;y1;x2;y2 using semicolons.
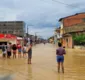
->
59;13;85;48
0;21;25;37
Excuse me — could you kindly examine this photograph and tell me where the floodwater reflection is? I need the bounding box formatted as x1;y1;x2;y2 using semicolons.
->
27;65;32;80
57;74;64;80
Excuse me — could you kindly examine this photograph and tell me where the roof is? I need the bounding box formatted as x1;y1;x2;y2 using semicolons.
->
17;37;22;40
63;34;72;37
59;12;85;21
55;28;60;33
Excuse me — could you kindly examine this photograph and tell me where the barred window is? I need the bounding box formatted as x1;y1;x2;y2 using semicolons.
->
8;31;13;34
2;31;7;34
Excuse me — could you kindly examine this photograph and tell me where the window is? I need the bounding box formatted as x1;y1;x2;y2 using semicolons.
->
8;31;13;34
4;24;6;26
66;38;68;43
2;31;7;34
82;18;85;22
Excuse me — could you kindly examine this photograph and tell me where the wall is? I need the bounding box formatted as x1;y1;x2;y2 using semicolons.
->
62;36;73;48
60;20;64;35
63;13;85;27
64;23;85;33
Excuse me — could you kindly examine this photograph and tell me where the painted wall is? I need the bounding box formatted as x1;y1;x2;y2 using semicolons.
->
62;36;73;48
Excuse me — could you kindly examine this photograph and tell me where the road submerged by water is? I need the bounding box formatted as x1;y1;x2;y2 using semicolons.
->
0;44;85;80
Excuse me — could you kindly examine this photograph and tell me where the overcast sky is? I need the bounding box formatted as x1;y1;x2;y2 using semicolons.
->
0;0;85;39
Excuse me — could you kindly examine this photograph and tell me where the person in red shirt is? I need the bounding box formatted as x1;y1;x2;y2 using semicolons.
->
12;44;17;59
17;44;22;58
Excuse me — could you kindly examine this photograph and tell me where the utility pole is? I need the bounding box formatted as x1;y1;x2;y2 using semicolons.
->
35;32;39;45
27;25;29;37
35;32;37;44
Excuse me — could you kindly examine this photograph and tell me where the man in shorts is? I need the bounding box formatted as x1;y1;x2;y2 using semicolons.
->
56;42;66;73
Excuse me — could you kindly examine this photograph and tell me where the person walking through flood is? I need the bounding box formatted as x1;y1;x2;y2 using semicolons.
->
56;42;66;73
28;39;32;64
17;43;22;58
12;44;17;59
7;43;12;59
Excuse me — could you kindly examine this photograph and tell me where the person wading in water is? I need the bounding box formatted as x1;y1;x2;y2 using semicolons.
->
28;39;32;64
7;43;12;59
12;44;17;59
56;42;66;73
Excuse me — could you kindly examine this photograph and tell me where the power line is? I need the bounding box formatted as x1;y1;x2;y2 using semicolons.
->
52;0;71;6
40;0;82;9
52;0;76;8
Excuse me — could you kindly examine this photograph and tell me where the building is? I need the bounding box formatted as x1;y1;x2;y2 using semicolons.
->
59;13;85;48
48;36;54;43
54;27;62;45
0;21;25;37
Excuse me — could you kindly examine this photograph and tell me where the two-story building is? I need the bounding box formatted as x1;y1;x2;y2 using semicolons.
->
59;13;85;48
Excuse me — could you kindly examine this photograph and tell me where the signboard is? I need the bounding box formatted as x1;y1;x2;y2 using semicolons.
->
0;34;16;39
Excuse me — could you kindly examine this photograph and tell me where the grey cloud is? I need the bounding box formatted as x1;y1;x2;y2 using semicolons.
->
0;0;85;38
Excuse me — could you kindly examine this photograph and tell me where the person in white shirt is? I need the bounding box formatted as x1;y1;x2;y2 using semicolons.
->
22;44;27;58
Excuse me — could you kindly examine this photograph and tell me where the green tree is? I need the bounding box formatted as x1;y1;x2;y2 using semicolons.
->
72;34;85;45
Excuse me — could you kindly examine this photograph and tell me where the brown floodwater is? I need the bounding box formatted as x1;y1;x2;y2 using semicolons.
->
0;44;85;80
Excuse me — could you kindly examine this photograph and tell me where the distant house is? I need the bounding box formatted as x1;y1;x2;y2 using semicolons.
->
55;27;62;43
48;36;54;43
59;12;85;48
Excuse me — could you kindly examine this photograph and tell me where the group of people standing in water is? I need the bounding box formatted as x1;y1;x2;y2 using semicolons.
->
1;39;66;73
1;39;32;64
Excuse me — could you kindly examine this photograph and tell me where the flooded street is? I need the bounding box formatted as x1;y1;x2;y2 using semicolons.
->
0;44;85;80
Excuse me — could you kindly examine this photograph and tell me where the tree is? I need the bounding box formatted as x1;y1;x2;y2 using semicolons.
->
72;34;85;45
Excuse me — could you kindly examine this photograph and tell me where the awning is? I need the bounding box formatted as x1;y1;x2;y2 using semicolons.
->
0;34;5;38
17;37;22;40
6;34;16;39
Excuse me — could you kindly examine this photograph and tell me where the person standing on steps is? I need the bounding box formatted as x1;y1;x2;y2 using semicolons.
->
56;42;66;73
28;39;32;64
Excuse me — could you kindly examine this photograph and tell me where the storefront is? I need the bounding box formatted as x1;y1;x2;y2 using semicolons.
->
0;34;17;45
17;37;23;45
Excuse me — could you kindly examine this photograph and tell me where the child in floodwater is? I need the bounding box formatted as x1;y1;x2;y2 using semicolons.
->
56;43;66;73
